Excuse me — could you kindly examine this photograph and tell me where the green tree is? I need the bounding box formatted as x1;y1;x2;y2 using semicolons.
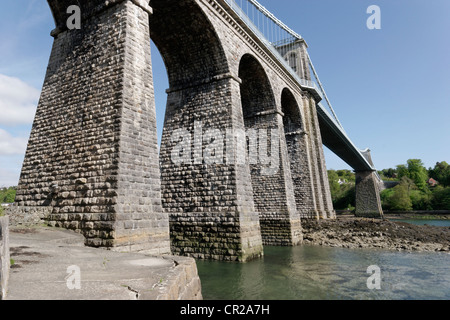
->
327;170;356;210
388;183;413;211
409;189;432;210
406;159;429;191
327;170;341;201
396;160;429;192
429;161;450;187
379;168;397;180
431;186;450;210
396;164;409;179
336;170;355;183
333;184;355;210
380;188;395;210
0;187;16;203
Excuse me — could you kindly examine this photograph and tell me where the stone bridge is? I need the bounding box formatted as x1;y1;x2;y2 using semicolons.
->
9;0;383;262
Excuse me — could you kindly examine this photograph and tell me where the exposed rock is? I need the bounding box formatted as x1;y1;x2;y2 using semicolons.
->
301;217;450;253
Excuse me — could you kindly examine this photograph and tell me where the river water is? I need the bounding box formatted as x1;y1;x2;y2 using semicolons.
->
389;219;450;227
197;229;450;300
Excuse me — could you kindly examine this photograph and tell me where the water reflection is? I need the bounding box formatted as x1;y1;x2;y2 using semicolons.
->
196;245;450;300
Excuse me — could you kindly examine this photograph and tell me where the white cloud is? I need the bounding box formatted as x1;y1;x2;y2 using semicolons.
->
0;129;28;156
0;74;40;125
0;167;21;188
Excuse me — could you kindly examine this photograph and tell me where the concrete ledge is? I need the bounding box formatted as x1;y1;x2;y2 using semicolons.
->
154;257;202;300
0;216;10;300
5;227;202;300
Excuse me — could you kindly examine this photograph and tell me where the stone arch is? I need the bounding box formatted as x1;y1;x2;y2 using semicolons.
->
156;0;233;215
281;88;303;134
149;0;229;89
239;54;276;118
281;88;317;219
239;55;302;246
154;3;264;261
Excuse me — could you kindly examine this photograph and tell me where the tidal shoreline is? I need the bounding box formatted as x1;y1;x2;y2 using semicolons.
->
301;216;450;253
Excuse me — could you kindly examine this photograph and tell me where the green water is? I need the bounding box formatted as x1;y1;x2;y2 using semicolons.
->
197;245;450;300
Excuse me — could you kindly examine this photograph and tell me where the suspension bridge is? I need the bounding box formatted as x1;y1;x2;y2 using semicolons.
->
10;0;384;262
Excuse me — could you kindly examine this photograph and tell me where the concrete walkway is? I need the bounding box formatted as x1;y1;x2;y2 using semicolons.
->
5;227;202;300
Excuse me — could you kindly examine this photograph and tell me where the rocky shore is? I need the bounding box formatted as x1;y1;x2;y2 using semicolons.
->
301;216;450;253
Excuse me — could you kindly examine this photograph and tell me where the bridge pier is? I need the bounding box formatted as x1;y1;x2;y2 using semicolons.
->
308;97;336;219
11;0;171;254
302;94;336;219
159;77;265;262
282;89;318;220
355;171;384;218
237;54;302;247
278;39;335;220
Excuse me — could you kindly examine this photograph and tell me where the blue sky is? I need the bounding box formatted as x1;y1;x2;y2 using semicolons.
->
0;0;449;187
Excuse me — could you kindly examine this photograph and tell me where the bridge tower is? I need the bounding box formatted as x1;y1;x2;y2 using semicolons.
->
10;0;171;254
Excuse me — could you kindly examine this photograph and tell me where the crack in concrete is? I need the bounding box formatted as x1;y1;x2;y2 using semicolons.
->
126;286;140;300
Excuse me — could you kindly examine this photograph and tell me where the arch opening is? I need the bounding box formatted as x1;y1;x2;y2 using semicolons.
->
281;88;303;135
239;54;276;118
152;0;233;215
149;0;229;90
239;55;301;246
281;88;317;219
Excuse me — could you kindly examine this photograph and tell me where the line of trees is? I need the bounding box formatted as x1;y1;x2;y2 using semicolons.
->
328;160;450;211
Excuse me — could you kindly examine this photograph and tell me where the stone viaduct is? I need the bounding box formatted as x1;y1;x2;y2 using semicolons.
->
9;0;383;262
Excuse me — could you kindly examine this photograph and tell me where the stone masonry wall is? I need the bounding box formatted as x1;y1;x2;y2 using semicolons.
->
0;216;10;300
155;257;203;300
302;94;325;218
160;77;263;262
239;54;301;246
308;98;336;219
13;0;170;254
112;1;170;255
355;171;384;218
153;0;264;261
282;89;318;219
7;206;52;227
